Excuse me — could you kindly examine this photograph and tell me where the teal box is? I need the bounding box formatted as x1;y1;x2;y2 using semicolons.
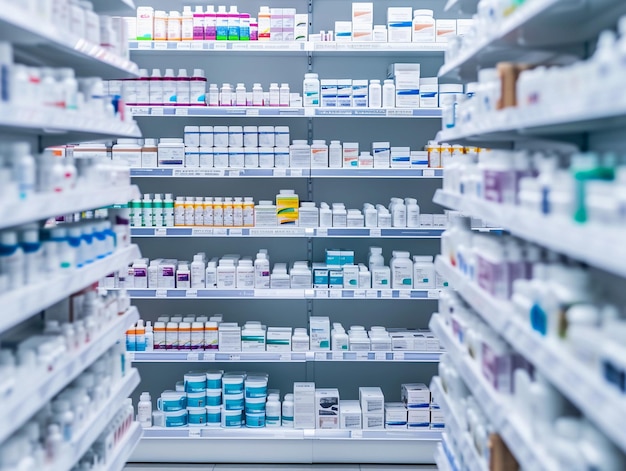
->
340;250;355;266
326;249;342;267
329;269;344;288
313;264;329;288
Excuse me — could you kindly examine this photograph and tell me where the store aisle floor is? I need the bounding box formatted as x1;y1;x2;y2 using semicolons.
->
125;465;438;470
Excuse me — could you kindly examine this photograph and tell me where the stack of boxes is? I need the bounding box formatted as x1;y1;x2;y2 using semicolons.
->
387;7;413;43
359;387;385;429
388;63;421;109
401;383;431;429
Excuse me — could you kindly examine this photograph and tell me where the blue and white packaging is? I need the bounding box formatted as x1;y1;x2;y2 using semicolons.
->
390;147;410;168
419;77;439;108
352;80;368;107
337;80;353;107
372;142;391;168
321;80;338;107
335;21;352;41
401;383;430;408
387;7;412;42
410;151;429;168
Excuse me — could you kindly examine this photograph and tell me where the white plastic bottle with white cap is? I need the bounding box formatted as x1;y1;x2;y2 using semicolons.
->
382;79;395;108
177;69;190;106
13;143;35;200
0;230;24;289
191;254;206;288
190;69;207;106
405;198;420;228
368;247;384;271
254;252;270;289
138;392;153;428
163;68;177;105
303;73;320;107
149;68;164;106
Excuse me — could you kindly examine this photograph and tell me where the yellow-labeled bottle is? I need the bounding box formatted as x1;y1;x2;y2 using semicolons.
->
243;197;255;227
276;189;299;225
233;197;243;226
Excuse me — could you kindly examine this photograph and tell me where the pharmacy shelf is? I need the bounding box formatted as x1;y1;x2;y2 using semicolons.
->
0;185;140;230
437;100;626;147
130;106;442;119
435;442;454;471
0;3;138;78
437;255;626;454
130;227;445;238
133;427;441;464
0;308;139;444
438;0;626;80
0;244;140;333
433;189;626;278
128;350;442;363
116;288;440;300
444;0;478;14
129;168;443;179
430;377;485;471
91;0;136;14
44;369;141;471
430;315;558;471
108;423;143;471
129;40;446;56
0;104;142;147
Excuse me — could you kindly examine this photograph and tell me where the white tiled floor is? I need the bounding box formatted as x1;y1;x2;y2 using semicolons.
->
124;465;438;470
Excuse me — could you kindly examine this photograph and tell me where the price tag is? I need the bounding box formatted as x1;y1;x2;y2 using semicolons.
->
227;170;241;177
231;42;249;50
187;289;198;298
381;290;392;298
151;107;164;116
213;228;228;236
329;290;342;298
177;42;192;50
137;41;152;49
156;289;167;298
354;290;366;298
290;169;303;177
366;290;378;298
304;107;315;117
304;289;315;298
188;429;201;437
394;352;405;361
317;228;328;237
130;107;149;115
154;42;168;50
246;108;260;116
230;228;243;236
356;352;369;361
386;109;414;117
316;290;329;298
229;354;241;361
214;42;228;50
351;430;363;439
332;352;343;361
427;290;440;299
273;169;287;177
423;169;436;177
187;352;199;361
375;352;386;361
127;352;135;361
370;229;382;237
204;353;215;361
155;228;167;236
191;42;204;50
175;108;189;116
399;290;411;298
192;228;213;236
315;352;327;361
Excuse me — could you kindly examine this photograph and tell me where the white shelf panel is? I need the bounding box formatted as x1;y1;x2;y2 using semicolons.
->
44;369;141;471
0;3;139;78
430;315;558;471
130;106;442;119
438;99;626;146
107;422;143;471
430;378;485;471
0;244;140;333
129;168;443;179
133;427;440;463
438;0;626;80
128;350;442;363
116;288;440;300
129;40;445;56
0;185;140;230
0;308;139;443
130;226;445;239
0;105;141;146
91;0;136;14
433;190;626;278
435;442;453;471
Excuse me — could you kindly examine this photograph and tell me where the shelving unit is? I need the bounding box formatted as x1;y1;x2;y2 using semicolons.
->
130;227;446;238
128;350;442;363
0;308;139;443
134;427;442;464
0;185;140;231
431;314;559;471
130;168;444;178
435;257;626;454
0;3;139;78
0;244;140;333
91;0;137;14
130;106;443;118
117;288;440;300
438;0;626;80
124;0;463;465
434;190;626;279
108;423;144;471
0;105;141;146
0;6;144;468
42;369;141;471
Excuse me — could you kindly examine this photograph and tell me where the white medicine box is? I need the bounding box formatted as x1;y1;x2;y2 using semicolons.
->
316;388;340;429
352;2;374;25
384;402;408;427
436;20;457;42
340;400;362;429
407;409;430;428
401;383;430;408
359;387;384;413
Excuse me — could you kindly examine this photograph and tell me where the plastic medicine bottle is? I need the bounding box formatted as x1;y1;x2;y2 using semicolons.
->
303;73;320;107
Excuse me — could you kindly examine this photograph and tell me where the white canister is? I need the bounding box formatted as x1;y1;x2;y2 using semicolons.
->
221;408;242;428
